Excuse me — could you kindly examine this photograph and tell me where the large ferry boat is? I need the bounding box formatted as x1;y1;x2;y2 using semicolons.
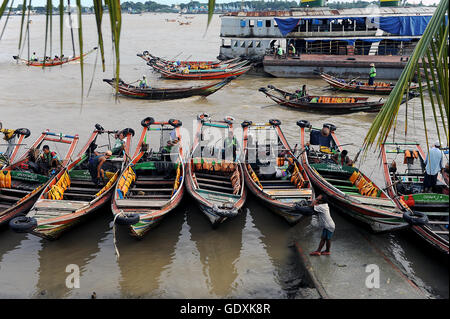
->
217;0;436;79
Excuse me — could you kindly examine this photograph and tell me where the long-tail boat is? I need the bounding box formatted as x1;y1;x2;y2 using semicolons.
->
111;117;185;238
9;124;134;240
1;130;79;227
381;142;449;254
103;77;234;100
1;125;31;169
12;47;97;67
297;120;409;232
320;72;419;94
185;113;246;227
241;119;314;225
137;51;240;69
148;62;252;80
259;85;384;114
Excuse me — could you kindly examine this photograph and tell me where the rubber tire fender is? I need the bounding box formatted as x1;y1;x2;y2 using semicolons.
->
95;124;105;132
141;117;155;128
115;213;140;226
14;128;31;138
269;119;281;126
122;128;135;137
241;120;252;128
9;216;38;233
169;119;182;128
323;123;337;132
296;120;310;128
403;210;429;226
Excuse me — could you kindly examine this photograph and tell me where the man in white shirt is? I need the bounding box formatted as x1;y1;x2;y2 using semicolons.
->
424;140;444;193
309;194;335;256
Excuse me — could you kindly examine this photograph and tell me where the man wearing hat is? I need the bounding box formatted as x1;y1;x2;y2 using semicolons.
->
423;140;445;192
368;63;376;85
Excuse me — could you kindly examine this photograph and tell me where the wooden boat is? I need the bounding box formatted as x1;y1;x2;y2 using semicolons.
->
381;142;449;254
297;121;409;232
111;117;185;238
241;119;314;225
185;113;247;227
0;126;31;169
13;47;97;67
0;130;79;228
148;62;252;80
320;72;419;94
103;77;234;100
137;51;240;69
259;85;384;114
9;124;134;240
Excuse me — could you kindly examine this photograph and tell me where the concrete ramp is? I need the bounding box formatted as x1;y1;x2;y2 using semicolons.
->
295;215;427;299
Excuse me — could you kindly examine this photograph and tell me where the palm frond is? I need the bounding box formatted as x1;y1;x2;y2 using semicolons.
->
363;0;449;154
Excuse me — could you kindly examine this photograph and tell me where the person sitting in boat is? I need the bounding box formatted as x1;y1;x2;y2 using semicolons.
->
139;75;150;89
88;150;112;186
277;46;284;59
111;131;126;156
423;141;445;193
368;63;377;86
31;52;38;62
223;130;238;161
38;145;61;175
332;150;352;167
298;85;307;98
54;55;59;61
310;97;319;103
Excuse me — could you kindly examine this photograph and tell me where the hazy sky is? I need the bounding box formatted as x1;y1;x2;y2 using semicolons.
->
25;0;439;7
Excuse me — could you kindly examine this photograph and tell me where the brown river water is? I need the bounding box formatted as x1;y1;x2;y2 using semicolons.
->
0;13;448;299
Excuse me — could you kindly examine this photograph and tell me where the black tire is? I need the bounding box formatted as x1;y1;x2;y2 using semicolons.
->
241;120;252;128
95;124;105;132
403;210;429;226
168;119;182;127
141;117;155;127
143;51;149;55
122;128;135;137
296;120;310;128
9;216;37;233
14;128;31;138
197;113;210;121
223;116;234;125
294;201;315;216
258;87;267;92
269;119;281;126
323;123;337;132
115;213;140;226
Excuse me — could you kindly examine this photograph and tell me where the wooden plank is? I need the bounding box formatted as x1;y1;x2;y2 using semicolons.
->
262;185;298;189
35;200;89;211
67;186;101;193
127;195;171;199
0;194;22;202
115;199;167;208
427;221;449;225
434;230;449;235
63;193;96;199
134;180;173;185
196;177;231;185
264;189;312;196
0;203;11;210
131;187;173;192
0;188;30;195
260;179;292;183
197;182;234;192
195;172;230;181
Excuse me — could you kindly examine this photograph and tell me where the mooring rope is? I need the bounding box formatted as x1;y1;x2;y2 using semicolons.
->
112;211;123;260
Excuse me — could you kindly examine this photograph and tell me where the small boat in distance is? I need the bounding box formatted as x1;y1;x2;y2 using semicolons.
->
103;77;234;100
320;72;420;94
111;117;185;238
259;85;384;114
13;47;97;67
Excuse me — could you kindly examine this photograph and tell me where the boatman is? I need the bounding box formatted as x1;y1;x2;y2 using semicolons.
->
309;194;335;256
289;43;296;56
39;145;61;175
111;131;126;156
368;63;376;86
223;130;238;161
88;150;112;186
31;52;38;62
423;141;445;193
139;75;149;89
277;46;284;59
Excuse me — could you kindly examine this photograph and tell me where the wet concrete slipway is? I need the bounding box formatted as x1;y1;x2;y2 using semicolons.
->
0;13;448;299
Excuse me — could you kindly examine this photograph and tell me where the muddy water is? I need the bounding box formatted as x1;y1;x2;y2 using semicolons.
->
0;13;447;298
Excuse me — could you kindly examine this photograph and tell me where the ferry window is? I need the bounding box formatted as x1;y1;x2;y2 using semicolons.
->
266;20;271;27
233;40;238;47
249;20;255;28
241;41;246;48
274;20;278;27
240;19;246;27
257;20;263;28
256;41;261;48
223;39;231;47
248;41;253;48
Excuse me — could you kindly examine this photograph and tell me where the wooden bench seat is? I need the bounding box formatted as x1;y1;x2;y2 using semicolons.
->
115;199;167;208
